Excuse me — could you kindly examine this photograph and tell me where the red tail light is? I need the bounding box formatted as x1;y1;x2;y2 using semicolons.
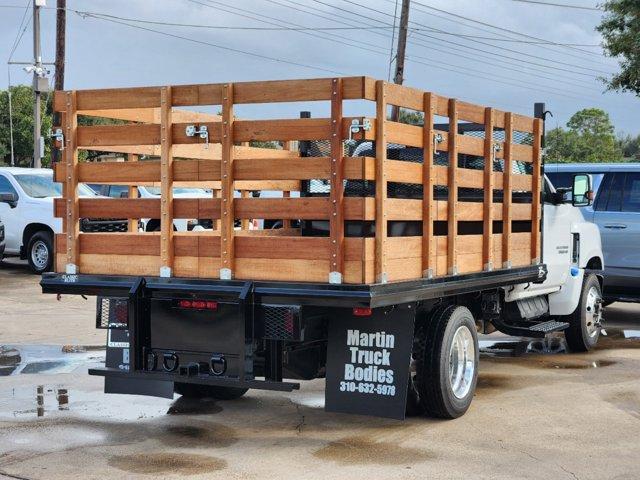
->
353;307;372;317
177;299;218;310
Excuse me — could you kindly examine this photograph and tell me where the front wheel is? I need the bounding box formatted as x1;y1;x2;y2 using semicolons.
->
27;231;53;274
410;305;479;419
563;274;603;352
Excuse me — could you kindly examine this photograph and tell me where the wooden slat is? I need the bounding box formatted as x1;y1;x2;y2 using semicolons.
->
160;87;174;276
457;134;484;157
511;143;534;162
79;108;221;124
385;121;423;148
531;118;543;264
375;81;387;283
329;78;345;281
220;83;235;278
77;124;160;147
457;101;485;124
483;107;494;271
235;197;328;220
384;83;423;111
423;92;436;278
503;113;514;267
234;118;329;142
448;99;459;274
385;159;422;184
512;113;535;133
64;91;79;273
235;157;328;180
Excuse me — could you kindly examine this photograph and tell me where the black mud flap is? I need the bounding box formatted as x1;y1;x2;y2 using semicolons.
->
325;304;416;420
103;327;173;398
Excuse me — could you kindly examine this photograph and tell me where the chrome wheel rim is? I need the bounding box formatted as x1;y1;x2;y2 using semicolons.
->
585;286;602;338
449;325;475;399
31;240;49;270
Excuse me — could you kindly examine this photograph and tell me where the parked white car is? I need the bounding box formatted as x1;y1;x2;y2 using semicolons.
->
0;167;124;273
88;184;216;231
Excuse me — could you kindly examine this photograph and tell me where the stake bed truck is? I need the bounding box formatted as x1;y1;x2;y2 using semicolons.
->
41;77;604;419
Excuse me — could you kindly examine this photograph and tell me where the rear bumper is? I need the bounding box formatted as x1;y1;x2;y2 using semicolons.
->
41;264;546;309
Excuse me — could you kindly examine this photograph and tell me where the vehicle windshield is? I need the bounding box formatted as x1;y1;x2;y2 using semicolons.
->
145;187;211;195
13;173;96;198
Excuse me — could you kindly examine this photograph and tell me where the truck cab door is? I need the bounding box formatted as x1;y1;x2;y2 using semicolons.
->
593;172;640;295
0;174;20;253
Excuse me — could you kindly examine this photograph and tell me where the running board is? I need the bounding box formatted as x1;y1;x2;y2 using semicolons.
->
492;319;569;338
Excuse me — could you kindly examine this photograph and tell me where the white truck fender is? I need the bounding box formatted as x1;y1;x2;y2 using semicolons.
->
548;267;584;316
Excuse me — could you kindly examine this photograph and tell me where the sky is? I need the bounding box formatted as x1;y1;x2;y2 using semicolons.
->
1;0;638;135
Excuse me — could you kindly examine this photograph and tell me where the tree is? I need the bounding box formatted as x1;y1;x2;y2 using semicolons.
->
616;132;640;160
544;108;623;163
597;0;640;96
0;85;52;167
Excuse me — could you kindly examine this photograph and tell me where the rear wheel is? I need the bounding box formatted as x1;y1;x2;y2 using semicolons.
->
27;231;53;274
174;382;248;400
563;274;602;352
410;305;479;419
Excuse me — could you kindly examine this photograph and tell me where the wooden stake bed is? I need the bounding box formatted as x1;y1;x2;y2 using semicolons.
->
51;76;542;285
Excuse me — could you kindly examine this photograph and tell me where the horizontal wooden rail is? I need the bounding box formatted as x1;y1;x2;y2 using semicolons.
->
385;198;533;221
54;77;376;112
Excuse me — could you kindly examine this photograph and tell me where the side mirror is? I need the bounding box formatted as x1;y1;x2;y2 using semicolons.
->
0;192;18;208
572;174;591;207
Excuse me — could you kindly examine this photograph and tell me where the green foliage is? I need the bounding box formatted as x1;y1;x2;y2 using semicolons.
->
597;0;640;96
397;108;424;126
544;108;623;163
0;85;53;167
617;132;640;160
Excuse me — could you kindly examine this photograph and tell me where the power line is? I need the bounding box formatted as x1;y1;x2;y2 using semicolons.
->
335;0;612;76
7;0;32;62
78;12;344;75
510;0;602;11
268;0;604;93
405;0;610;61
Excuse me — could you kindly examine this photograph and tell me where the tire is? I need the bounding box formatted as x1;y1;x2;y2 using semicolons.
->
174;382;248;400
563;274;602;352
26;231;53;274
411;305;479;419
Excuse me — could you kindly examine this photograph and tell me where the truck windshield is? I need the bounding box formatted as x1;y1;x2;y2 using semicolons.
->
13;174;97;198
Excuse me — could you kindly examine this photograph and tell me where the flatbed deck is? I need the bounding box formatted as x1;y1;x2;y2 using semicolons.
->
41;264;545;308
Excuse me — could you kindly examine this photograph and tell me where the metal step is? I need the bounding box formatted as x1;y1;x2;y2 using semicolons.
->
529;320;569;333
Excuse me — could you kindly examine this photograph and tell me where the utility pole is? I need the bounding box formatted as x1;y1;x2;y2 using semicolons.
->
53;0;66;164
32;0;47;168
391;0;410;122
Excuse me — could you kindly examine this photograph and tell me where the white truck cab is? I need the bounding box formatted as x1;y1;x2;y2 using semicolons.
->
504;174;604;351
0;167;100;273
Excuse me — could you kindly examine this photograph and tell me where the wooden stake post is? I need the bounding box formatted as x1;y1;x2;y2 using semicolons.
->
220;83;235;279
64;91;78;274
160;87;174;277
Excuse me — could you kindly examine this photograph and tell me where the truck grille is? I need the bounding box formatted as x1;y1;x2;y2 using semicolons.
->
81;218;128;233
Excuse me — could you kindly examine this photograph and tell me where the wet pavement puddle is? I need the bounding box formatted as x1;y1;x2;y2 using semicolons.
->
108;452;227;475
0;345;105;377
313;435;433;465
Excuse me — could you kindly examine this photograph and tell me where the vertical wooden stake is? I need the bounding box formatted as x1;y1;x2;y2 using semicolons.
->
329;78;344;284
282;140;292;229
64;91;78;274
160;86;174;277
128;153;139;233
483;107;495;271
375;80;388;283
502;113;513;268
531;118;543;264
447;99;459;275
241;190;250;230
422;92;436;279
220;83;235;279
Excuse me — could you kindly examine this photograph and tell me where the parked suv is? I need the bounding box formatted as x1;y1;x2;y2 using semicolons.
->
546;163;640;302
0;168;126;273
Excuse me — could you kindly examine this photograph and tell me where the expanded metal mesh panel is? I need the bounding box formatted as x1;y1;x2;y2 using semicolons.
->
96;296;128;329
262;305;300;340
